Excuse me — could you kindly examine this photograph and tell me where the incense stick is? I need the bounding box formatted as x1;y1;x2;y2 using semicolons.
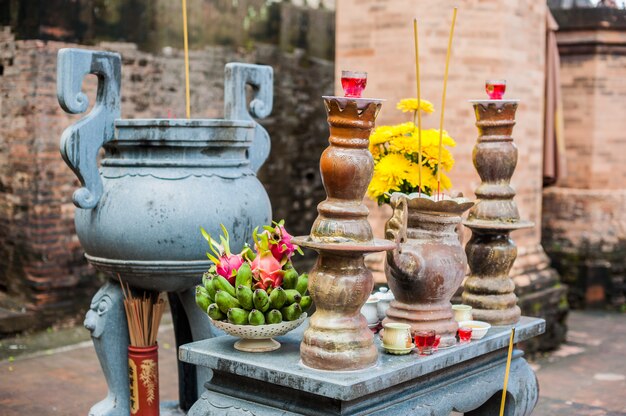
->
182;0;191;119
413;18;423;197
437;7;458;201
118;274;167;347
500;327;516;416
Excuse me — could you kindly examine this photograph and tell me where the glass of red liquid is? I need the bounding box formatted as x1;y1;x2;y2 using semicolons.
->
341;70;367;98
458;327;473;344
414;330;436;355
432;335;441;352
485;79;506;100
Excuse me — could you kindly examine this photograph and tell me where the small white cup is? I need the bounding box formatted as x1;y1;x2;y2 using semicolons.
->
382;322;412;349
452;304;473;322
361;297;380;326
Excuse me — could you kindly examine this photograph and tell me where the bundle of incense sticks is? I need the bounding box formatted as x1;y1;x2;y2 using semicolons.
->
119;277;167;347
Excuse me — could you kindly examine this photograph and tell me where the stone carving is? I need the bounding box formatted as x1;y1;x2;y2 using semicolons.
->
224;63;273;173
57;49;121;209
186;354;538;416
83;282;129;416
57;48;274;413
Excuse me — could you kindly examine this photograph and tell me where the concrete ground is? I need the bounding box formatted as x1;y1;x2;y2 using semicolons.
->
0;310;624;415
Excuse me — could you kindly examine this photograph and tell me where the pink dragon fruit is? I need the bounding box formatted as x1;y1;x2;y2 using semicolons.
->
250;252;284;290
262;220;301;263
201;224;244;285
215;253;244;284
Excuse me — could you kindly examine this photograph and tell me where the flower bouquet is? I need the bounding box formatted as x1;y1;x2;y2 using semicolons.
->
195;220;309;352
367;98;457;204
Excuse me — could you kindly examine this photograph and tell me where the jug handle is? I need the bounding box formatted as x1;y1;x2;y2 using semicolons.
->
57;48;121;209
223;63;273;173
385;193;408;249
385;193;424;277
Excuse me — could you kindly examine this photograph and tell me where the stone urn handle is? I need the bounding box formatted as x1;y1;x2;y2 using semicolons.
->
224;63;273;173
57;48;121;209
385;194;423;280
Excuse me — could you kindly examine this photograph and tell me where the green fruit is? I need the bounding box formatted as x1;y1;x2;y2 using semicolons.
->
236;285;254;310
299;296;312;312
282;268;298;290
284;289;302;305
280;303;303;321
265;309;283;324
202;271;212;288
253;289;270;312
204;276;217;301
227;308;249;325
235;263;253;289
214;275;236;298
215;290;241;314
269;287;287;309
248;309;266;326
295;273;309;295
195;286;210;312
207;303;226;320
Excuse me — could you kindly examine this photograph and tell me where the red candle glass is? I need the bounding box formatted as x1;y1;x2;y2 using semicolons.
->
458;327;472;344
414;330;436;355
432;334;441;352
485;79;506;100
341;70;367;98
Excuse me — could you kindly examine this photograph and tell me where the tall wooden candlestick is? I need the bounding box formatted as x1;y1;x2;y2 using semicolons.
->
294;96;395;371
462;97;532;325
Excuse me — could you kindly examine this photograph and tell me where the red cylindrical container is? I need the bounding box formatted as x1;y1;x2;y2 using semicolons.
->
128;345;160;416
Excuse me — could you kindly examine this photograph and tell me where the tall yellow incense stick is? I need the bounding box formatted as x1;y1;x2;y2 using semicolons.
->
182;0;191;119
413;19;423;195
500;327;516;416
437;7;458;200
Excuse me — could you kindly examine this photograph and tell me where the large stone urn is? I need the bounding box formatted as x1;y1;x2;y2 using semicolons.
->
383;193;473;347
57;48;273;414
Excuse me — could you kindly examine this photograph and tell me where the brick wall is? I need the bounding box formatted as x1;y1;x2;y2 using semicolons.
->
336;0;549;279
542;13;626;308
0;27;334;332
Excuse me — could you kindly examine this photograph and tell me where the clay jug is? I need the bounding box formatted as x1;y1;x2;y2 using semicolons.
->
383;193;473;347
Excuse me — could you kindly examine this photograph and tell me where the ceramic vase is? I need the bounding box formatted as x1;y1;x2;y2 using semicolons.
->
383;193;473;347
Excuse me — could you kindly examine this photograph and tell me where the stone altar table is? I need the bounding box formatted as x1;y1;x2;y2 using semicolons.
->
179;317;544;415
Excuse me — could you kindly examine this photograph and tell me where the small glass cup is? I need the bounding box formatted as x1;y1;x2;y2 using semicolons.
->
485;79;506;100
432;335;441;352
458;327;473;344
414;330;436;355
341;70;367;98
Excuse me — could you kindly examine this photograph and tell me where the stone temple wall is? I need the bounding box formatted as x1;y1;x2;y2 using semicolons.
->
542;7;626;309
0;25;334;333
336;0;567;350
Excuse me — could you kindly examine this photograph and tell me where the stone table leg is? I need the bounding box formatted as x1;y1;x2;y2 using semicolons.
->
83;281;130;416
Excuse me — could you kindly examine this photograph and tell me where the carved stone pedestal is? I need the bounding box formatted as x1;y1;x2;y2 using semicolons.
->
180;317;545;416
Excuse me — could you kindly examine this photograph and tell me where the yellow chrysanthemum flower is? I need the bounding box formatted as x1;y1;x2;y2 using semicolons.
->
405;163;438;191
366;98;456;202
397;98;435;114
369;125;396;146
367;153;414;199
